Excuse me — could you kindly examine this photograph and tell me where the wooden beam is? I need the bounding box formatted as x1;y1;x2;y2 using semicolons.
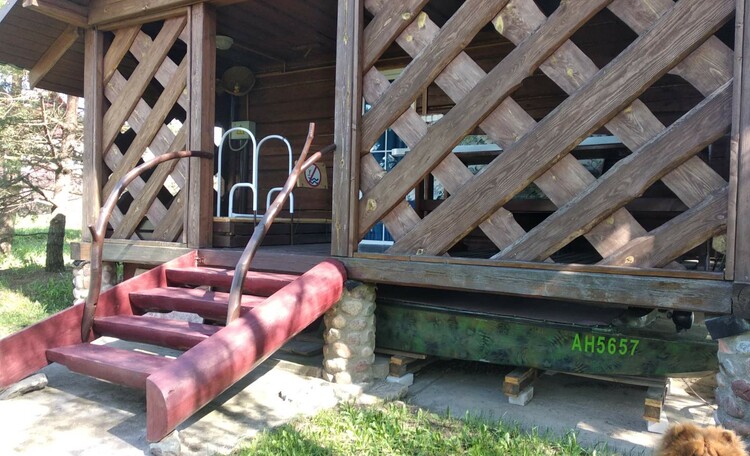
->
23;0;87;28
72;240;191;264
102;26;140;86
88;0;196;26
389;0;734;256
342;255;733;313
332;0;363;257
728;0;750;282
358;0;611;238
362;0;429;72
498;82;732;262
185;3;215;248
361;0;509;149
28;25;78;88
82;29;104;242
600;188;728;269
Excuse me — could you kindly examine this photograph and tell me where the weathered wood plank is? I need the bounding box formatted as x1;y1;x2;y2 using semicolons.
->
389;0;734;255
332;0;362;256
728;0;750;282
361;0;509;149
600;188;728;268
102;25;140;86
341;255;733;313
102;56;187;199
82;29;104;242
358;0;611;238
362;0;429;72
185;3;215;248
152;190;185;242
499;81;732;262
29;24;78;88
101;16;186;155
129;29;189;110
22;0;87;28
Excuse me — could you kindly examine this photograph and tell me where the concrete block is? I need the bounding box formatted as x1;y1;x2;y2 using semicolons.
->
647;412;669;434
150;430;181;456
386;373;414;387
508;386;534;406
372;356;390;380
0;373;48;400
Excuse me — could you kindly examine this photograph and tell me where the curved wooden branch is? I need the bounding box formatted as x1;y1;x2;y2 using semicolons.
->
81;150;213;342
226;123;336;324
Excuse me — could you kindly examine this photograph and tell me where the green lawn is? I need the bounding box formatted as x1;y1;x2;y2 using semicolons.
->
239;402;616;456
0;218;80;336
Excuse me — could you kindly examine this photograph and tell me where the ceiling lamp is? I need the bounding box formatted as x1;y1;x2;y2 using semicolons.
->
216;35;234;51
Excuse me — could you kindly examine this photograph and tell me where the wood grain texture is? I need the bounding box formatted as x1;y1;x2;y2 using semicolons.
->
152;190;185;242
341;255;732;313
82;29;104;242
29;24;78;88
361;0;509;149
23;0;87;28
102;25;139;86
499;81;732;262
332;0;362;256
388;0;734;256
600;188;729;268
362;0;429;72
89;0;195;26
101;16;186;156
358;0;611;238
185;3;215;248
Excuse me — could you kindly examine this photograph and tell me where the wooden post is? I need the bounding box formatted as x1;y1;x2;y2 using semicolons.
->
185;3;216;248
82;29;104;242
332;0;363;257
728;0;750;283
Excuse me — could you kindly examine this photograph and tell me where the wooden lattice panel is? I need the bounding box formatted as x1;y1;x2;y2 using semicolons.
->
100;17;189;242
357;0;734;270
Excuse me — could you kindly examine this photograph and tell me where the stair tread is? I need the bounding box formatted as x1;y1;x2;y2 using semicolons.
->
166;267;298;297
94;315;220;350
47;343;172;389
129;287;267;320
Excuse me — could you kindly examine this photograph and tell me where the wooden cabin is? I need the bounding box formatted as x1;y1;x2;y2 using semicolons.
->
2;0;750;439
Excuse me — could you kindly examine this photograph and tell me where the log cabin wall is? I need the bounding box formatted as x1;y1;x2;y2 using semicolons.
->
339;0;738;279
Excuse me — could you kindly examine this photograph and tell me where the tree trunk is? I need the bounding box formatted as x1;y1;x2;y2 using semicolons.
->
45;213;65;272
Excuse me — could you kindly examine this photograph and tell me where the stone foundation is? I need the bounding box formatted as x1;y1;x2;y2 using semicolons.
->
73;261;117;301
322;281;376;384
716;333;750;436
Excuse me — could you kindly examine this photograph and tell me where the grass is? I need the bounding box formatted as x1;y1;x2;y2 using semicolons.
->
239;402;616;456
0;216;81;336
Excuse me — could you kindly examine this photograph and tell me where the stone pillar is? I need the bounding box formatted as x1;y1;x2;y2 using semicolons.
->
323;281;376;384
73;261;117;301
716;333;750;437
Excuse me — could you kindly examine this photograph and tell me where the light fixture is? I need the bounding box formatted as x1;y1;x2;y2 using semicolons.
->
216;35;234;51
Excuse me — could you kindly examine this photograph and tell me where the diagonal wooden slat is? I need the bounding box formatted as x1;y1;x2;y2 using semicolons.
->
358;0;612;238
361;0;510;150
103;25;140;86
499;81;732;262
363;70;527;250
151;190;185;242
112;124;187;239
102;56;188;199
362;0;430;72
102;16;186;155
129;29;189;110
388;0;734;256
599;188;728;268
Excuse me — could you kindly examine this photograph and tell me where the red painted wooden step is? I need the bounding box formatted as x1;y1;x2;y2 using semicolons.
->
166;267;298;297
46;343;172;390
94;315;220;351
129;287;266;320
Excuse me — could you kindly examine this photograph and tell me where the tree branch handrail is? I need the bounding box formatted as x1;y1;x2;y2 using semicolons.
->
81;150;213;341
226;123;335;324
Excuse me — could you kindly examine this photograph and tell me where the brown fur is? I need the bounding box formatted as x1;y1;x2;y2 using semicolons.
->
657;422;748;456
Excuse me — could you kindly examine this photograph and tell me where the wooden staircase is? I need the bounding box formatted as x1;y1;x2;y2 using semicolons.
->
0;251;346;441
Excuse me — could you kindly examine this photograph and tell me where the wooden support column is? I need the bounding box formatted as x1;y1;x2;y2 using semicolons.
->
332;0;363;257
82;29;104;242
729;0;750;283
185;3;215;248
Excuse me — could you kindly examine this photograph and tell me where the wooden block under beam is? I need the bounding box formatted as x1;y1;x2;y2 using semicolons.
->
503;367;538;397
389;355;434;377
23;0;88;28
644;384;669;422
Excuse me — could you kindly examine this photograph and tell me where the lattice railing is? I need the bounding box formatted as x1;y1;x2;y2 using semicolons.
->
356;0;734;270
100;16;190;242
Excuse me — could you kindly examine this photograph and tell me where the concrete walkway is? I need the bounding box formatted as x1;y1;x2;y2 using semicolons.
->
0;340;716;455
